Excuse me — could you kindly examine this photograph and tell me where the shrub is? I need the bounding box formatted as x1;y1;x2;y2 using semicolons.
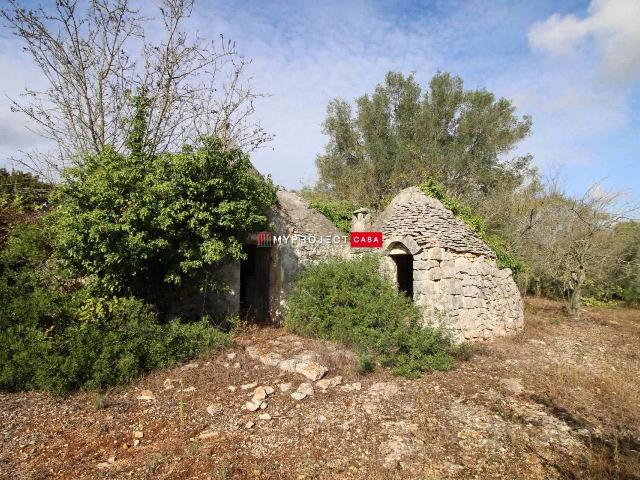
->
0;222;231;394
305;198;358;233
0;325;56;391
0;168;51;246
285;255;454;377
55;297;228;392
0;222;73;392
54;137;276;308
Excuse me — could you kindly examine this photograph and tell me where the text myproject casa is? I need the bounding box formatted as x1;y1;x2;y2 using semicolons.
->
267;232;383;246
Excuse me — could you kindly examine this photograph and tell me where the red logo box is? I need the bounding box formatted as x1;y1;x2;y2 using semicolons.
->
350;231;383;248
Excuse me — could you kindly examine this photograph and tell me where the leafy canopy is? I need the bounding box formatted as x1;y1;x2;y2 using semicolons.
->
316;71;532;209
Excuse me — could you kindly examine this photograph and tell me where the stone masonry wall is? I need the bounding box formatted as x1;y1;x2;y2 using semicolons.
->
412;246;523;342
268;191;349;321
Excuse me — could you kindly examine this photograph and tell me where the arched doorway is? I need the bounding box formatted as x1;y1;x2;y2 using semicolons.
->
388;243;413;299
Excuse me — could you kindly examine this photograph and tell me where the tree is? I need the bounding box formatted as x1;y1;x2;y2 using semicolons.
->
512;182;639;314
316;71;532;209
1;0;271;179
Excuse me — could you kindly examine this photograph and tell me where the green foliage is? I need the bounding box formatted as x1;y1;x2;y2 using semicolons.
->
316;71;532;209
54;137;276;306
0;220;230;394
58;297;230;392
582;296;620;308
285;255;455;378
0;168;50;211
0;168;51;246
0;222;71;392
305;199;358;233
420;179;526;274
0;222;73;334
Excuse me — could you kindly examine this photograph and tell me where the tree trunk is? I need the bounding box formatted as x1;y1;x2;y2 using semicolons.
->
566;268;585;317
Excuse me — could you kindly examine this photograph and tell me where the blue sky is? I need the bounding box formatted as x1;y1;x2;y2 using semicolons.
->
1;0;639;203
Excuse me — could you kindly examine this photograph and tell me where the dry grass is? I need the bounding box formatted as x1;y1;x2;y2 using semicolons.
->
1;297;639;479
517;298;640;479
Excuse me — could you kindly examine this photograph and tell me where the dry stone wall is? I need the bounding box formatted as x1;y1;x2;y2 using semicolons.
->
374;187;524;342
413;247;523;342
268;191;349;320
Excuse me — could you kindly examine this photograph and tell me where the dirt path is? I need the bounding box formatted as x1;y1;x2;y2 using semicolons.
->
1;299;639;479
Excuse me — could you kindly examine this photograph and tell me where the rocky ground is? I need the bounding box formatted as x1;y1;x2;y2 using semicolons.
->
1;298;639;480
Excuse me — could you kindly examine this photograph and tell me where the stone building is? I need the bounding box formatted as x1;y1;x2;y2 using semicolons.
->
216;186;523;342
371;187;523;342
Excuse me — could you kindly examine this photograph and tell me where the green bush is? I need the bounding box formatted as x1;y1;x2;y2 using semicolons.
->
305;199;358;233
0;222;230;394
54;137;276;307
58;297;230;392
420;179;526;273
285;255;454;377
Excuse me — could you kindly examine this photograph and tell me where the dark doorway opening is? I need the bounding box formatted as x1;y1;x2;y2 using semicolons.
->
240;244;271;323
392;254;413;299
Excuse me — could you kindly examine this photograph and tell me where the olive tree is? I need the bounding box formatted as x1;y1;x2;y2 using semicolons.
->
315;71;533;209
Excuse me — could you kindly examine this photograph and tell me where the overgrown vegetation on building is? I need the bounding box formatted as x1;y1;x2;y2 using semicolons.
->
420;179;527;273
311;71;640;311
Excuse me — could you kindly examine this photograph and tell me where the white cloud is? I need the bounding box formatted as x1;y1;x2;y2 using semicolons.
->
528;0;640;83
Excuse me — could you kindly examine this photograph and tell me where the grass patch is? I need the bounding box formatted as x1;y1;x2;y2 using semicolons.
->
284;255;455;377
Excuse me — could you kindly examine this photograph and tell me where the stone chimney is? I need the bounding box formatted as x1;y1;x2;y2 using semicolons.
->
351;207;371;232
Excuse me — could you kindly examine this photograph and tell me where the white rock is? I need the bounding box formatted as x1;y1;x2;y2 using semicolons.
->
259;352;284;367
163;378;176;390
264;386;275;395
277;358;300;373
298;382;314;396
227;385;237;392
295;361;328;381
500;378;524;395
133;439;140;447
226;352;237;360
136;390;155;401
291;391;307;401
245;401;260;412
340;382;362;392
291;382;314;400
133;430;144;439
260;401;268;410
206;405;222;416
279;382;292;392
245;346;261;359
245;421;255;429
251;386;267;402
258;413;272;421
198;430;218;440
179;386;195;393
316;376;343;390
